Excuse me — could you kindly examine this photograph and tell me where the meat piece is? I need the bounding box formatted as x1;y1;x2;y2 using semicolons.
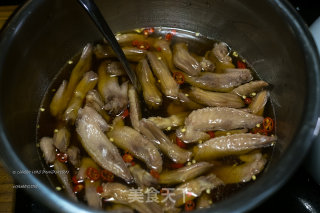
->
249;90;269;115
177;107;263;143
39;137;56;164
194;133;276;161
53;127;70;153
101;182;163;213
207;42;235;73
128;85;141;131
94;44;114;59
136;58;162;108
50;80;67;117
181;69;253;92
147;112;188;130
85;89;111;122
106;204;135;213
214;128;248;137
53;160;77;200
50;43;92;116
108;124;163;173
76;106;132;182
96;60;127;76
177;91;203;110
115;33;154;46
153;39;174;70
64;71;98;124
78;106;110;132
232;80;269;96
98;61;128;114
173;43;201;76
212;151;267;184
139;119;192;164
173;174;223;207
159;200;182;213
85;179;102;209
106;61;126;76
129;164;158;188
188;87;245;108
212;42;232;64
158;162;213;184
86;90;104;109
122;47;147;62
199;57;215;72
196;193;212;209
147;52;179;98
93;43;147;62
66;146;80;168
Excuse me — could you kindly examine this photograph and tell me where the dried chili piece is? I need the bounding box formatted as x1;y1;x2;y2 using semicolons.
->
173;72;185;85
56;153;68;163
263;117;274;132
86;167;100;181
101;170;114;182
176;137;187;148
185;200;195;211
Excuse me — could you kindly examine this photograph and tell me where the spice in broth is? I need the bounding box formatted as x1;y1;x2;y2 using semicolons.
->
37;27;276;212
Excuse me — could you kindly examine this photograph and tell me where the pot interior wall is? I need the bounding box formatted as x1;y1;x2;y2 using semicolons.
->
0;0;308;209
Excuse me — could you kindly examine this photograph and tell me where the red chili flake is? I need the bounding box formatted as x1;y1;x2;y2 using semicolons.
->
100;170;114;182
132;40;150;50
173;72;185;85
251;127;260;134
237;60;247;69
131;161;136;166
122;153;134;163
121;108;130;119
207;131;215;138
138;42;150;50
184;200;195;211
263;117;274;132
157;47;162;52
150;169;160;179
96;185;104;194
73;184;84;193
170;163;184;169
244;97;252;105
86;167;100;181
143;28;155;36
132;40;139;47
176;137;187;148
165;33;173;41
143;29;149;36
257;128;269;136
149;27;155;33
72;175;80;184
56;153;68;163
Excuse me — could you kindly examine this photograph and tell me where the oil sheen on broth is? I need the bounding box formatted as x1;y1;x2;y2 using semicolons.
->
36;27;276;212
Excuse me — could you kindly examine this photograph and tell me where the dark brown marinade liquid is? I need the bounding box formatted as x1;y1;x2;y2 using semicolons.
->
36;27;275;210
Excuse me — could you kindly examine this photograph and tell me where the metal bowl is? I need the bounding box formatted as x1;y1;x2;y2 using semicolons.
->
0;0;320;212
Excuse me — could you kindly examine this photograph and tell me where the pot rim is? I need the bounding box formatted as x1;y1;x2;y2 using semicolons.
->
0;0;320;212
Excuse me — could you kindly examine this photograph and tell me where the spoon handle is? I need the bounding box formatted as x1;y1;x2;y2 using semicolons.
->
77;0;141;91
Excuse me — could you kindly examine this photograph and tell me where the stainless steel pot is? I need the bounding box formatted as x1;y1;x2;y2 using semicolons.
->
0;0;320;212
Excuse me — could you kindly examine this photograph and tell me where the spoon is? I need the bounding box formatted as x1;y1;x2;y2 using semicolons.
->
77;0;141;91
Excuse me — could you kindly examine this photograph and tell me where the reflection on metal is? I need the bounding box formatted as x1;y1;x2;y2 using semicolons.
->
313;117;320;136
297;197;316;213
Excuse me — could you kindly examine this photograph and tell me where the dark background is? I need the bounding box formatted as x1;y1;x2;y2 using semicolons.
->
1;0;319;212
0;0;319;25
